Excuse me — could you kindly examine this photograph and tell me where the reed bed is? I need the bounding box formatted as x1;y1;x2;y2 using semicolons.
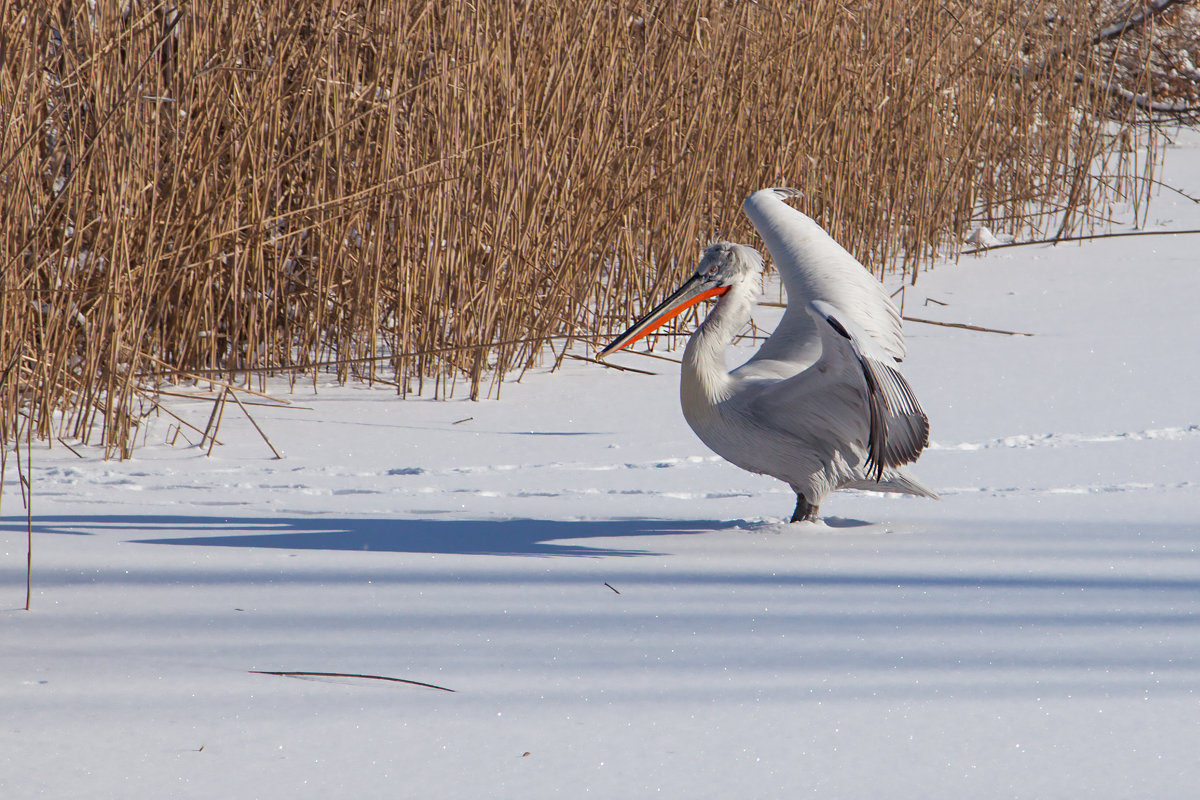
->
0;0;1192;458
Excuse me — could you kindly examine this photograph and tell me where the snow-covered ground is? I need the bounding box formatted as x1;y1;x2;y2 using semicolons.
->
4;132;1200;798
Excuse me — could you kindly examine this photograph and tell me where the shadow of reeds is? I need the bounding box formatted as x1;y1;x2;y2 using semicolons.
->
4;514;740;558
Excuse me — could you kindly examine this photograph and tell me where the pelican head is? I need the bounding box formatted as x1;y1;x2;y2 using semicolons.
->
599;241;762;357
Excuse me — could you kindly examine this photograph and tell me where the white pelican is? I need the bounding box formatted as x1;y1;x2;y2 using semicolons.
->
599;188;936;522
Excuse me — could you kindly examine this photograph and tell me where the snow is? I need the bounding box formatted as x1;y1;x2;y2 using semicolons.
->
963;225;1013;248
4;132;1200;798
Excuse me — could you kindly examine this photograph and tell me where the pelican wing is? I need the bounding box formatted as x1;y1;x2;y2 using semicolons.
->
743;299;928;484
808;300;929;479
742;188;906;366
740;307;870;467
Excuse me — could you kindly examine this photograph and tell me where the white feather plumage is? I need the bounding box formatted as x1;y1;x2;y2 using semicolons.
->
601;189;935;522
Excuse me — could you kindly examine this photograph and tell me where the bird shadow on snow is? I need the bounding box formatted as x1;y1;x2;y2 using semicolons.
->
4;514;742;557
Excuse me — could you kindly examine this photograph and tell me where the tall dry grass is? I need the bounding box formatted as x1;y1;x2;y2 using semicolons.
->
0;0;1187;458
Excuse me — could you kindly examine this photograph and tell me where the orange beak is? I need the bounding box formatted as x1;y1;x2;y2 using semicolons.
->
598;274;730;358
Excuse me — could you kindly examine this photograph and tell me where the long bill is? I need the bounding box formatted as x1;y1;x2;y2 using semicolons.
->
598;274;729;358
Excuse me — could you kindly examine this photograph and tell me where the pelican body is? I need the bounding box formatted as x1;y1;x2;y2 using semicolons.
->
599;188;935;522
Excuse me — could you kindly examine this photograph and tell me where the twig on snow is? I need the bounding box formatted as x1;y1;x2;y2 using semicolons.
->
902;316;1034;337
963;226;1200;254
565;353;658;375
224;388;283;459
250;670;456;692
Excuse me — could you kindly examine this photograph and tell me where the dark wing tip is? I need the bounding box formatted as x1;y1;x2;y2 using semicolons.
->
860;355;930;479
813;303;930;480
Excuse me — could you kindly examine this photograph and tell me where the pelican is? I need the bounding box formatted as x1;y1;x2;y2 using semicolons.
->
598;188;936;522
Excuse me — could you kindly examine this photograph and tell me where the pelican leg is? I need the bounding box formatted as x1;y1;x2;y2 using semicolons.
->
790;493;820;523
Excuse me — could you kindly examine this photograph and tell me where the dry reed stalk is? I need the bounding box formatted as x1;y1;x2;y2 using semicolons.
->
0;0;1192;458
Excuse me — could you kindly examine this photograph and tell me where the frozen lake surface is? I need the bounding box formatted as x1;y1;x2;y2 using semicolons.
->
3;132;1199;797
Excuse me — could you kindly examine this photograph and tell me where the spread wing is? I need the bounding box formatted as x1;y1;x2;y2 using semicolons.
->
741;188;906;375
744;300;928;480
808;300;928;479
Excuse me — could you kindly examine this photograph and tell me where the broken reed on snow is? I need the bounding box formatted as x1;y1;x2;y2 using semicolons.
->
0;0;1181;458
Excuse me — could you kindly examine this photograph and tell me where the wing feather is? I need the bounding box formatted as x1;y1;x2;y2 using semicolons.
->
742;188;906;366
809;300;929;480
